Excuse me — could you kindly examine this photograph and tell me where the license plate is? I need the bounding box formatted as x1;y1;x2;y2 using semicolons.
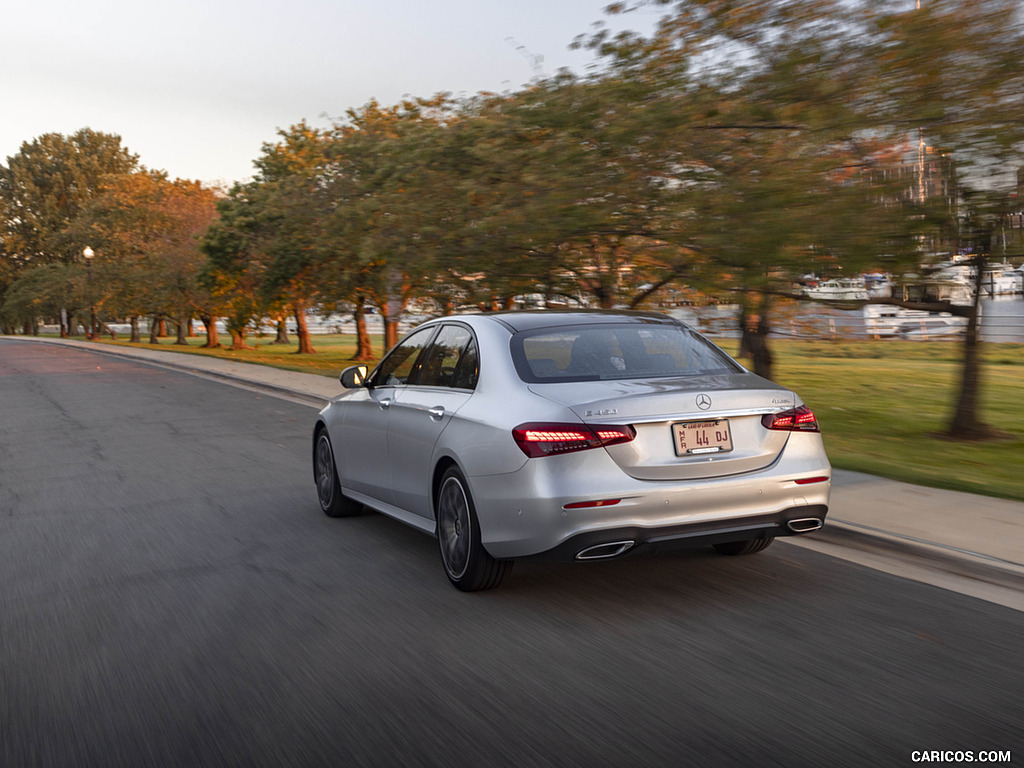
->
672;419;733;456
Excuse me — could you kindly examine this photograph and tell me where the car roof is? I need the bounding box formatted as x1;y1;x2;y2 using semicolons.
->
464;309;681;333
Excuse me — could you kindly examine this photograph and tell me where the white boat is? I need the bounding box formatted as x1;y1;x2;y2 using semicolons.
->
922;259;975;305
980;262;1021;297
930;259;973;283
1010;264;1024;294
864;273;894;299
926;258;1021;300
862;305;968;339
804;278;869;302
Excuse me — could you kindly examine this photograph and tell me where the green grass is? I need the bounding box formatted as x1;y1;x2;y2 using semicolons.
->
84;332;1024;501
719;339;1024;501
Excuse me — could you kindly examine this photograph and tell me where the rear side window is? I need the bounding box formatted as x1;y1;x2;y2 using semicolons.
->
510;324;741;383
451;337;479;390
416;325;477;389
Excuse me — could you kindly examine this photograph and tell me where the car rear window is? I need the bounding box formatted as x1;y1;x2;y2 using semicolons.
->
510;324;741;383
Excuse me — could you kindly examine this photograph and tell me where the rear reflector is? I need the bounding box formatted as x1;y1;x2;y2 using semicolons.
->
512;422;636;458
762;405;820;433
794;476;830;485
563;499;622;509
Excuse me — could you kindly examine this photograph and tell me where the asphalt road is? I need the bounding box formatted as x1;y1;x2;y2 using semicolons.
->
2;339;1021;768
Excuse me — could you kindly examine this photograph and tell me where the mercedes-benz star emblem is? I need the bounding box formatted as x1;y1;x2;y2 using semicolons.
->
696;394;712;410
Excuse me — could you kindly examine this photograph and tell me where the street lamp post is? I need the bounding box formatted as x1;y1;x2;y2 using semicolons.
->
83;246;96;340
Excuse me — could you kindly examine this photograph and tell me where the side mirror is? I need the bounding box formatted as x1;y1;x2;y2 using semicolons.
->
340;364;369;389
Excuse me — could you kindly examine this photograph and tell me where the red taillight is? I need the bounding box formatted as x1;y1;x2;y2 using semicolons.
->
512;422;636;458
762;405;820;433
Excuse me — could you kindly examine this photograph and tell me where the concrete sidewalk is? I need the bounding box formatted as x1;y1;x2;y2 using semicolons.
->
6;335;1023;579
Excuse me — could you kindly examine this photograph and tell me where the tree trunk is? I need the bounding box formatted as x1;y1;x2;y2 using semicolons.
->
352;299;374;361
149;315;160;344
594;273;616;309
273;317;290;344
130;316;141;343
737;299;753;360
740;294;774;381
946;251;993;439
230;328;250;350
200;315;221;348
379;300;400;351
744;328;774;381
294;306;315;354
382;270;404;351
385;317;400;350
174;317;188;345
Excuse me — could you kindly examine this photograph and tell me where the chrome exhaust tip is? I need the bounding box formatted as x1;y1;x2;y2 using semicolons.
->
786;518;823;534
575;541;635;561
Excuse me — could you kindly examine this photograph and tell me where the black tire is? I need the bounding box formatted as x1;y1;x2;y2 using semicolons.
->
436;467;512;591
314;431;362;518
713;537;774;556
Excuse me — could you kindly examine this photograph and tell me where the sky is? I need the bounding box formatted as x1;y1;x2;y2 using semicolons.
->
3;0;658;187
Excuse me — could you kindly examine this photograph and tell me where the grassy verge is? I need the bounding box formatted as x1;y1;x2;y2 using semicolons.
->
718;339;1024;501
87;332;1024;501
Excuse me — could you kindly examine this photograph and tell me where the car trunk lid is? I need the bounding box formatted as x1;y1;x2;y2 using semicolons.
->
528;376;795;480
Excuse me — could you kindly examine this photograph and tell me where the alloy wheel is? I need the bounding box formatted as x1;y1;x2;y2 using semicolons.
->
438;475;471;579
315;433;335;509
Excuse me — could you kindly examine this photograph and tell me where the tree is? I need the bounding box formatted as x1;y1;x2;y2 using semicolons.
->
201;122;352;355
0;263;83;334
142;179;219;346
69;172;218;344
865;0;1024;439
325;100;459;350
575;1;909;379
250;123;342;354
434;76;703;312
0;243;23;334
200;192;266;351
0;129;139;331
584;0;1024;411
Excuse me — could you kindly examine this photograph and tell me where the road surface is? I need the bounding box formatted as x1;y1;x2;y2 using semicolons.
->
1;339;1020;767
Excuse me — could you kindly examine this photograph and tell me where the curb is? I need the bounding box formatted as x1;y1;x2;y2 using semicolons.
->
89;344;331;409
815;519;1024;590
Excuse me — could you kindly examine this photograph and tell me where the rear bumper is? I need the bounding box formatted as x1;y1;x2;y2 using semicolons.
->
516;505;828;562
465;431;831;559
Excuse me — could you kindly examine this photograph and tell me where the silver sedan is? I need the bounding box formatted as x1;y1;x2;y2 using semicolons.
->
313;310;831;591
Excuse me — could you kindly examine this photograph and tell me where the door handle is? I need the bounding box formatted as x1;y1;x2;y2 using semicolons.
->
428;406;445;419
379;397;392;410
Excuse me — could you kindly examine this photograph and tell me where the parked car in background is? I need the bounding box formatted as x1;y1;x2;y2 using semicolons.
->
313;310;831;591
